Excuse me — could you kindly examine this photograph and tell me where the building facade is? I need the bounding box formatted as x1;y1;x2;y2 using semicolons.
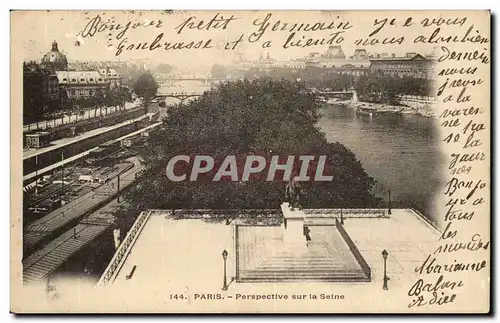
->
23;62;60;123
98;67;122;89
24;62;59;101
299;46;371;76
369;53;436;79
40;41;122;100
233;46;371;76
56;71;110;99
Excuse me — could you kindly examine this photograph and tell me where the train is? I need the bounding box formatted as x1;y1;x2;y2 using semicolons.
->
23;110;161;180
23;107;145;148
85;140;122;166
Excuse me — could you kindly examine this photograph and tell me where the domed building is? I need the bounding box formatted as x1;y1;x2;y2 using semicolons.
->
41;41;68;72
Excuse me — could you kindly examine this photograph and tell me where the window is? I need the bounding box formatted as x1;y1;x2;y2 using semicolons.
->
98;78;103;82
80;78;85;82
63;78;68;82
70;89;75;95
71;78;76;82
89;78;94;82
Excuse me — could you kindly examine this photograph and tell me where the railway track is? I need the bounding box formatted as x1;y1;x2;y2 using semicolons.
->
25;181;74;209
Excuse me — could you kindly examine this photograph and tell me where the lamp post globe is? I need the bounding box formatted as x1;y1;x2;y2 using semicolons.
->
222;249;228;291
382;249;389;290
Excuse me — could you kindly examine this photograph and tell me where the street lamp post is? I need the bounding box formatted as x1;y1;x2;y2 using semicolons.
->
222;249;228;291
388;188;392;215
382;249;389;290
61;151;65;193
117;173;121;203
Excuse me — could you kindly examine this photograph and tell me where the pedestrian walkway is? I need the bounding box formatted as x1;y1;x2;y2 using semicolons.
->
23;102;138;132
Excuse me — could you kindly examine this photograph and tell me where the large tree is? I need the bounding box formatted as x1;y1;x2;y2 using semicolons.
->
132;71;159;113
122;78;378;216
156;63;174;74
210;63;227;79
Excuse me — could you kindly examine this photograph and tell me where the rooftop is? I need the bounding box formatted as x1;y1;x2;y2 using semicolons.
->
56;71;108;85
370;54;429;62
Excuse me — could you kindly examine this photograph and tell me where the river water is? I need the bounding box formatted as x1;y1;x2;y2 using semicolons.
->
318;104;443;221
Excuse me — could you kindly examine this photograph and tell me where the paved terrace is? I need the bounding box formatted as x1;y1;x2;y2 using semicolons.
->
86;208;463;313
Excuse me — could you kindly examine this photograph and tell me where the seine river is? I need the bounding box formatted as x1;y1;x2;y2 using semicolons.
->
318;104;443;220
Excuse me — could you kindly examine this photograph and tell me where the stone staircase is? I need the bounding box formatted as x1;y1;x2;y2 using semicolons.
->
236;225;370;282
23;224;108;284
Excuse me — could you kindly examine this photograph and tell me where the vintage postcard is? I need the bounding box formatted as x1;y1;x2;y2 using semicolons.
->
10;10;490;313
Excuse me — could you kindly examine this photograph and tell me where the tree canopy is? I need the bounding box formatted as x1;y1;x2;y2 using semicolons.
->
123;78;378;214
354;71;431;104
210;63;227;79
132;71;159;110
156;63;174;74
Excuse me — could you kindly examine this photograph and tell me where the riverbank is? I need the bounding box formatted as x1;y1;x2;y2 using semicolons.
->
341;100;435;117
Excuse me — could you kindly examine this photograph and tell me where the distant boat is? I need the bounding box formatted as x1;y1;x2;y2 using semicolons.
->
377;106;403;116
326;98;339;104
356;105;379;117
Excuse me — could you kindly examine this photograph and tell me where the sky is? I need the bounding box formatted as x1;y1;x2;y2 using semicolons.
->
11;10;448;70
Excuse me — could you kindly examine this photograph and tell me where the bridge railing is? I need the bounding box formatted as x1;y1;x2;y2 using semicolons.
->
304;208;388;218
96;210;151;286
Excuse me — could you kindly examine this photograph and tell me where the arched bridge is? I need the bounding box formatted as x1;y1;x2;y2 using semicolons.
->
160;74;216;86
155;91;203;103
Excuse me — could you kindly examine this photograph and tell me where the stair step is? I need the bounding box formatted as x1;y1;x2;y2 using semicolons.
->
239;275;368;280
240;270;366;275
254;266;350;271
238;277;371;282
239;276;368;280
258;259;355;265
